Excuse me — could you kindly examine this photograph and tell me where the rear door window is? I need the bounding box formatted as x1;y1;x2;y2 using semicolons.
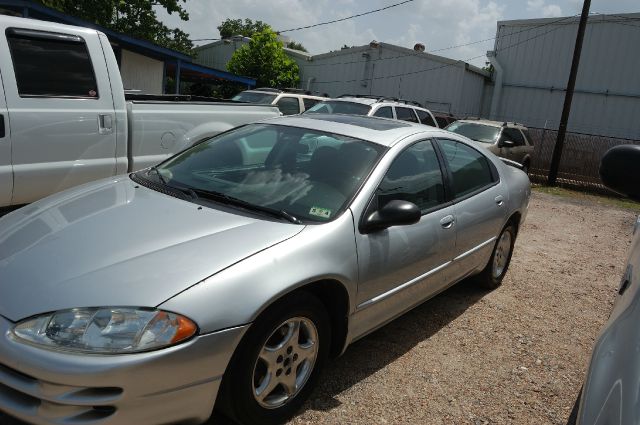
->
438;139;496;198
416;110;437;127
395;107;419;123
6;28;98;98
373;106;393;119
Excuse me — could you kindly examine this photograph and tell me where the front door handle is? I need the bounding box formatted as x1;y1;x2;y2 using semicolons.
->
440;215;455;229
98;114;113;134
495;195;504;206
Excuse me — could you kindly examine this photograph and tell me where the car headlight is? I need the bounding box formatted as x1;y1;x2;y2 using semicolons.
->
12;307;198;354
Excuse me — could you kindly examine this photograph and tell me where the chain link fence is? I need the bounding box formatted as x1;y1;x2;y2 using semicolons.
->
527;128;640;194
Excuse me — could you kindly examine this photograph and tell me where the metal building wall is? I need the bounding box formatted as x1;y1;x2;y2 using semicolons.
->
120;49;164;94
301;43;488;116
193;40;241;71
490;13;640;139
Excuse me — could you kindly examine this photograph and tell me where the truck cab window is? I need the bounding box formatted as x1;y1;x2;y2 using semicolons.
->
6;29;98;98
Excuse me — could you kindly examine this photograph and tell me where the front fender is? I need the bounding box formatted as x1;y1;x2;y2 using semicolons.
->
159;211;359;334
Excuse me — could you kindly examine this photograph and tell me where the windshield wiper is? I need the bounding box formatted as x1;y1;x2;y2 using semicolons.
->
148;166;167;185
190;188;302;224
145;168;203;200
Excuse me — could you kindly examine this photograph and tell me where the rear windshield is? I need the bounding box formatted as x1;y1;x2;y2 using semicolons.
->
305;101;372;116
446;122;501;144
232;92;277;104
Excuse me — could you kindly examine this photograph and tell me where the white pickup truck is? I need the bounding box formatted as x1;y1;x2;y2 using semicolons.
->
0;16;280;208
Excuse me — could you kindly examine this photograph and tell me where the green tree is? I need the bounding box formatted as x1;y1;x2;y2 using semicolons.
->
218;18;307;52
285;41;307;52
227;28;300;88
217;18;269;39
36;0;193;54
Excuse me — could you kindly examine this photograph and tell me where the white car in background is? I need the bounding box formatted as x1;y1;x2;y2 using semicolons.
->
232;88;328;115
304;95;441;128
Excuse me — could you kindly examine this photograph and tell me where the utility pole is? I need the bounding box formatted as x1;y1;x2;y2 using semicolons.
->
547;0;591;185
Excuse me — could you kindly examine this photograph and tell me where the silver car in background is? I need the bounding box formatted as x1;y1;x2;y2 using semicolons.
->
0;114;530;425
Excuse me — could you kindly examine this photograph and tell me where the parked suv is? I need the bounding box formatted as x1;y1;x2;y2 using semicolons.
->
232;88;327;115
446;119;534;173
304;95;441;128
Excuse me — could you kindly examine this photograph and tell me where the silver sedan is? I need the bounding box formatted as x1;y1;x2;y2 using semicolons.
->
0;114;530;425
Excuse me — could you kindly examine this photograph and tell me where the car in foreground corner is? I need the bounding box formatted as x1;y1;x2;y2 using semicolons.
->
0;114;530;425
569;144;640;425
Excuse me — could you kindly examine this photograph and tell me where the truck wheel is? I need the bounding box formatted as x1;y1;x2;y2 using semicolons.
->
218;291;330;425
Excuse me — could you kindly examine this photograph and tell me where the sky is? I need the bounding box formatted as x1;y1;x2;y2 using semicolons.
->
157;0;639;67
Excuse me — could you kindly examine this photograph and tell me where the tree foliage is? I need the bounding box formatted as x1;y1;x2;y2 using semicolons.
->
218;18;307;52
227;28;300;88
217;18;269;39
36;0;193;54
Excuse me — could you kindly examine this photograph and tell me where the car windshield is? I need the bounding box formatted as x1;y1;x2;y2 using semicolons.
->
305;101;372;116
146;124;385;222
232;91;277;104
446;122;501;144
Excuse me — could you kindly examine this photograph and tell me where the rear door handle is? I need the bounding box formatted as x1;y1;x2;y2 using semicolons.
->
440;215;455;229
495;195;504;206
98;114;113;134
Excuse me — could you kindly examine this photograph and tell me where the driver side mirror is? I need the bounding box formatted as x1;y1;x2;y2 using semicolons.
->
361;200;421;234
600;145;640;202
498;139;515;148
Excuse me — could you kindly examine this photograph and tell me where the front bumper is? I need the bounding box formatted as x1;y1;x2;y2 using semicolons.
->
0;315;248;425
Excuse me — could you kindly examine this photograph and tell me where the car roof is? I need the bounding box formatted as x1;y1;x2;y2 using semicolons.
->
323;97;430;110
241;89;325;99
455;119;527;129
257;114;447;147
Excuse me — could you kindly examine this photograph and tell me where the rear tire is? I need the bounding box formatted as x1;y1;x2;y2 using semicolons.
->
218;291;330;425
476;223;516;289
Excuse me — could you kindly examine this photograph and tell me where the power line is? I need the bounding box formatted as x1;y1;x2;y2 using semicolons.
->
190;0;417;42
278;0;417;33
302;14;579;69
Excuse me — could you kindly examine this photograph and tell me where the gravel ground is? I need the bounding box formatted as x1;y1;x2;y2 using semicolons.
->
1;191;637;425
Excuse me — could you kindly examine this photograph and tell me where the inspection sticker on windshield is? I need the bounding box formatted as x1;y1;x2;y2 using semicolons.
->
309;206;332;219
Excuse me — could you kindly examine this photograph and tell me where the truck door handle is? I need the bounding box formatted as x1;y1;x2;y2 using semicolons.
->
98;114;113;134
0;114;4;138
440;215;455;229
495;195;504;206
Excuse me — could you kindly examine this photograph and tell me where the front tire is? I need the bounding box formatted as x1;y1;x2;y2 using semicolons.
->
218;291;330;425
476;223;516;289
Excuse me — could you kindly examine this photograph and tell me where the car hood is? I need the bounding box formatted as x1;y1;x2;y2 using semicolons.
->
0;177;303;322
